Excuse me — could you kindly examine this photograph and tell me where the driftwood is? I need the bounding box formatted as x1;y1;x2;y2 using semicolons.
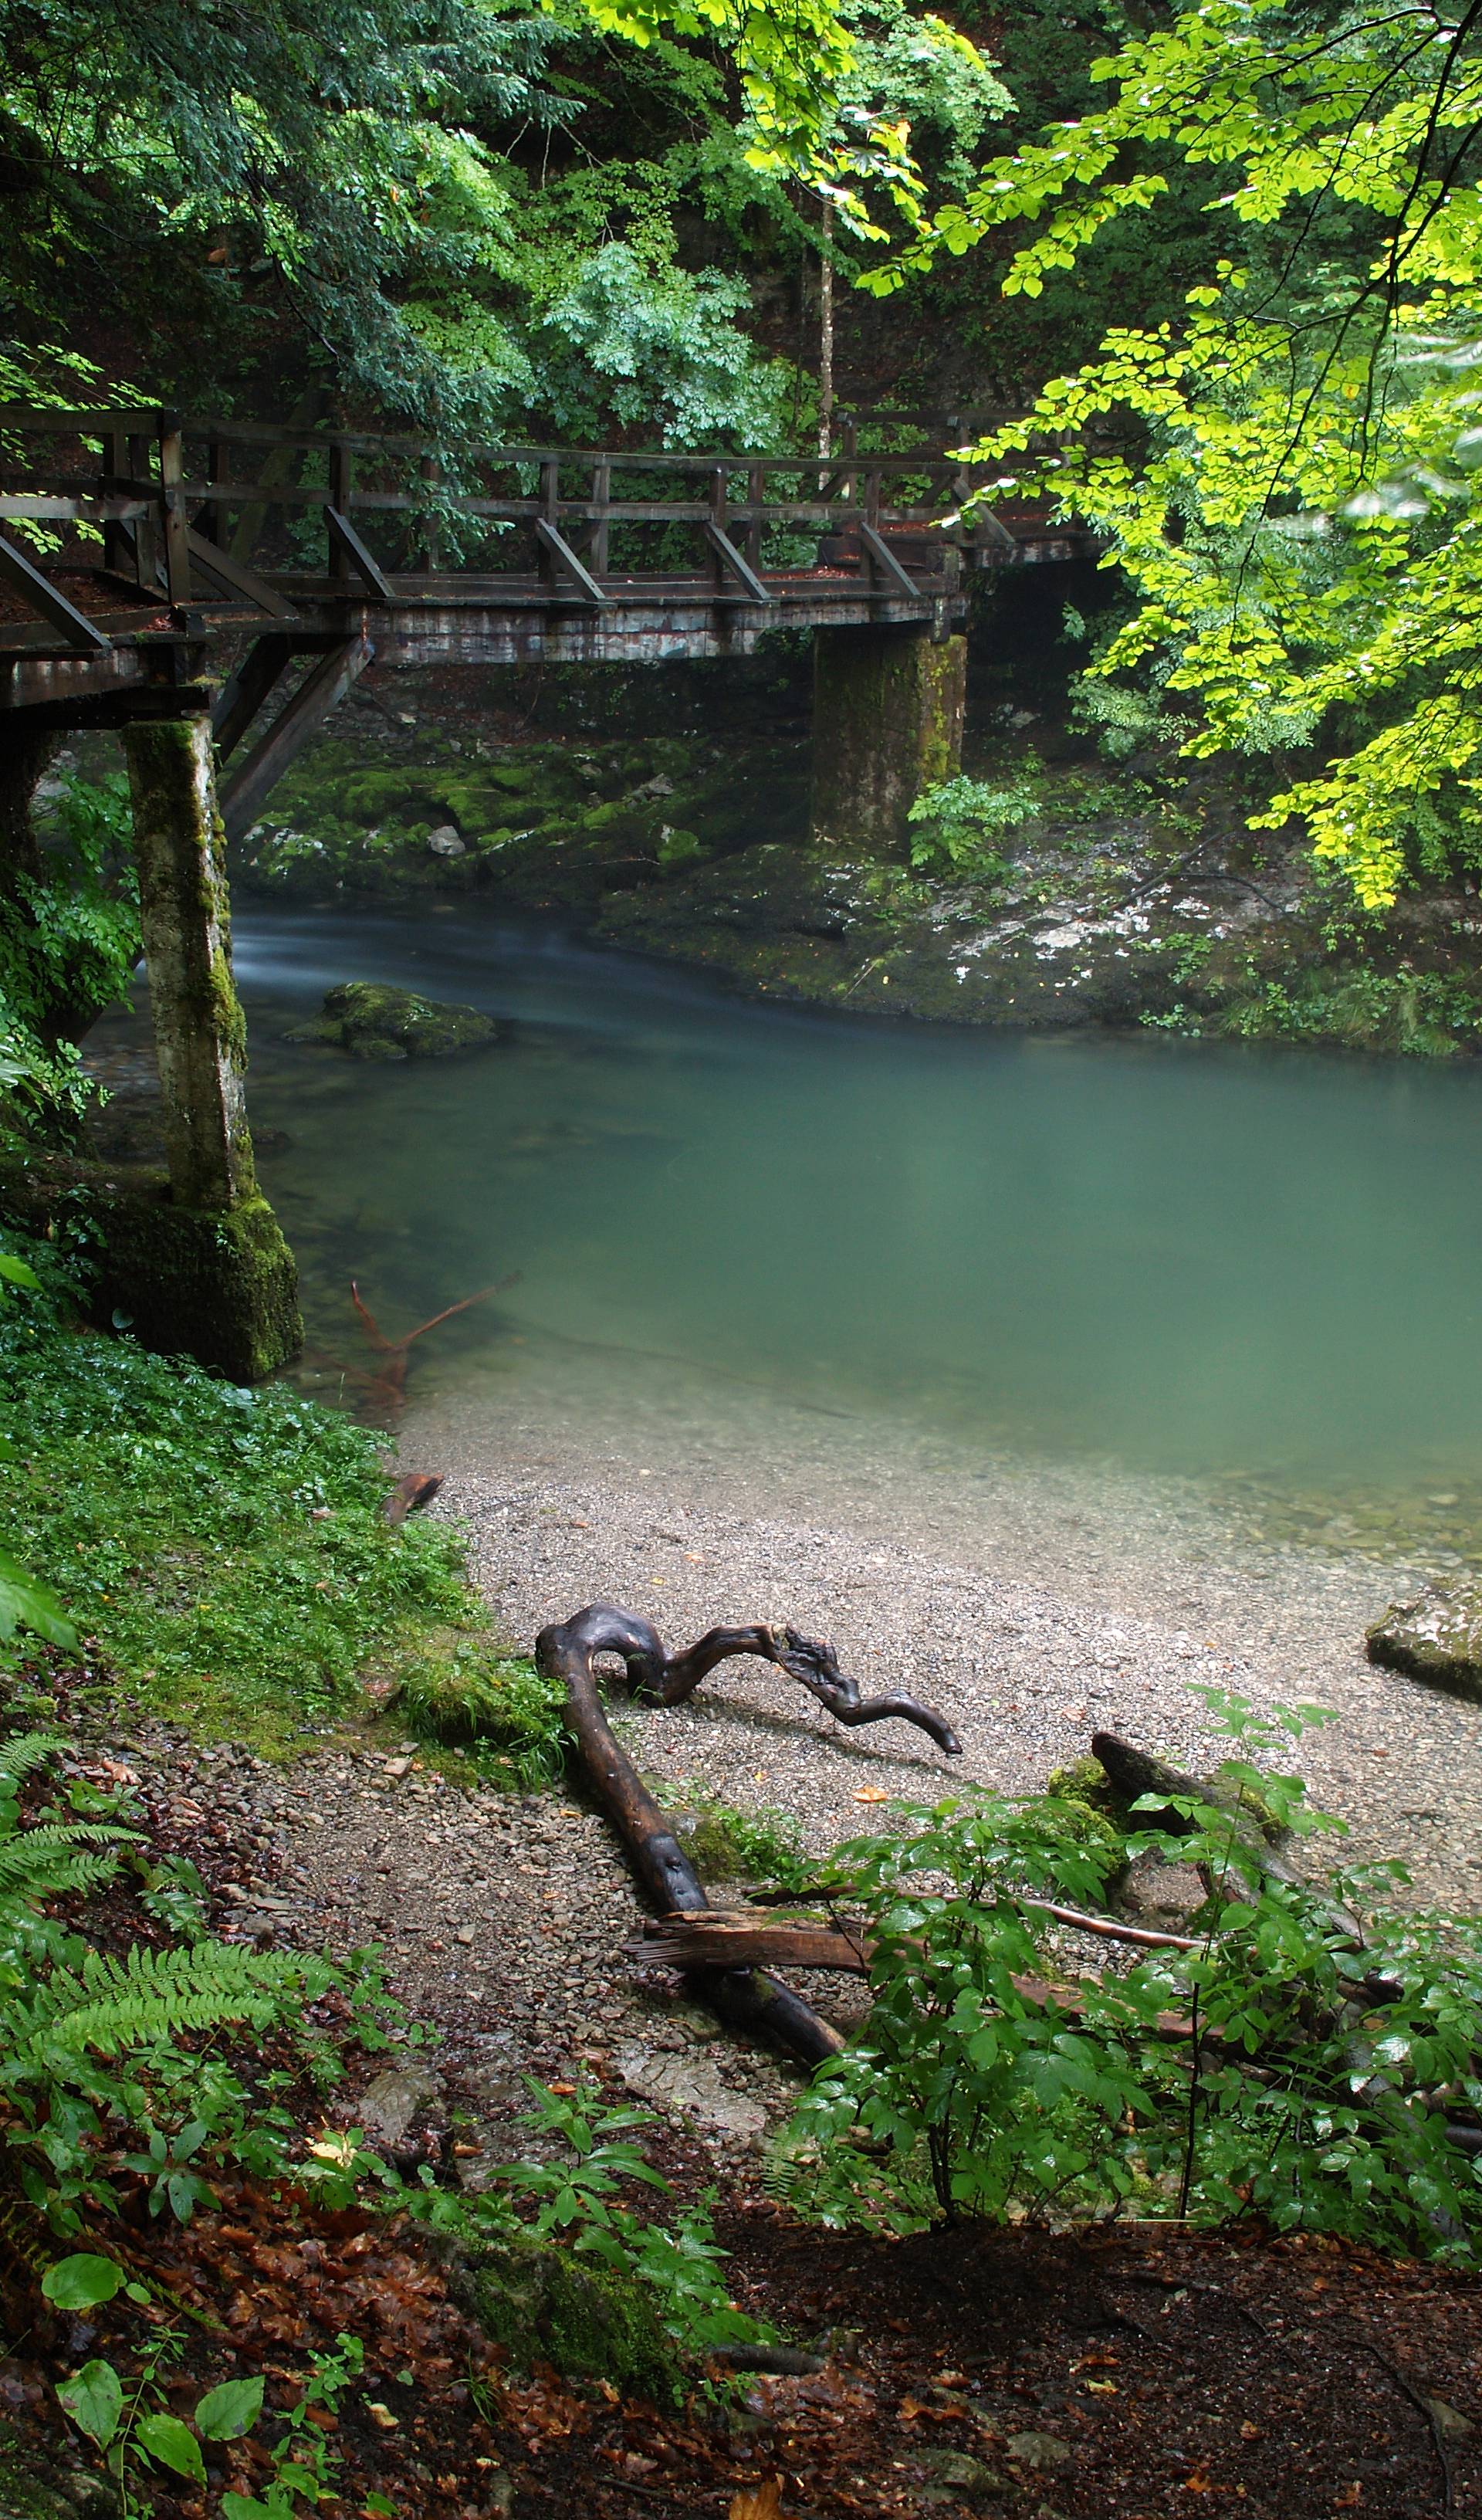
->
383;1470;444;1526
350;1275;517;1415
634;1905;1200;1973
534;1602;961;2068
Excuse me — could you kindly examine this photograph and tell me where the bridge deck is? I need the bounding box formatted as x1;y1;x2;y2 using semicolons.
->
0;405;1094;727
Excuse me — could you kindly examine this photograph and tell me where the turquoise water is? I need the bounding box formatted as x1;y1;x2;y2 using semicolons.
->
232;905;1482;1505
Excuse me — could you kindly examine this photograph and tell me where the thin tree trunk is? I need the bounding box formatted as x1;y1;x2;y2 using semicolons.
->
818;203;835;459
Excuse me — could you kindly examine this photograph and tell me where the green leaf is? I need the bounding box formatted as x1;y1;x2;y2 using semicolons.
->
42;2254;124;2309
0;1550;78;1648
222;2497;277;2520
0;1254;40;1289
195;2375;266;2440
56;2359;124;2447
136;2413;207;2484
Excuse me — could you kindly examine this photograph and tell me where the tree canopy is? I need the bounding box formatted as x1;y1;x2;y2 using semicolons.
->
880;0;1482;906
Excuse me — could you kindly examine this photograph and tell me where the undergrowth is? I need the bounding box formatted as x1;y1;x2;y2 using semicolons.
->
769;1692;1482;2262
0;1236;551;1760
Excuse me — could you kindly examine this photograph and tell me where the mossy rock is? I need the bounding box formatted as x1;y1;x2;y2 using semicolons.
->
457;2236;676;2399
288;983;504;1060
1043;1763;1128;1884
0;2420;117;2518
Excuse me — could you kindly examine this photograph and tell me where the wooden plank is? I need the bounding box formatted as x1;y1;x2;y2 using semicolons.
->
184;527;298;618
211;632;296;760
0;532;111;652
157;422;193;605
858;519;920;598
324;506;391;598
534;517;612;605
219;632;372;840
703;520;776;602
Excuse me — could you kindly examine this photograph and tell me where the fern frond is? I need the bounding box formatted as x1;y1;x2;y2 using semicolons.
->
0;1852;120;1902
0;1823;137;1885
1;1941;333;2067
0;1734;67;1793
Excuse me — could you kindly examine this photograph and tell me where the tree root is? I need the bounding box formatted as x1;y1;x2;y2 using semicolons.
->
533;1601;960;2069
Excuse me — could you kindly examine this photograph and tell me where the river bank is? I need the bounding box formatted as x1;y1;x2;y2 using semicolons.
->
222;649;1482;1055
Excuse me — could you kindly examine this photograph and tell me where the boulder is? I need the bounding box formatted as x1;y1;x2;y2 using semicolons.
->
1365;1585;1482;1700
286;981;502;1059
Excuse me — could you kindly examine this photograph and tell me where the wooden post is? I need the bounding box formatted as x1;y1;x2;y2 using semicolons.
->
123;716;255;1211
157;417;192;606
744;462;764;572
329;442;354;581
101;427;130;577
128;433;159;590
418;452;441;572
590;458;610;578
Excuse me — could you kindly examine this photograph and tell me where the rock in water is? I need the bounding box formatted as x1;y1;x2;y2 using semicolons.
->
1365;1585;1482;1699
286;981;503;1058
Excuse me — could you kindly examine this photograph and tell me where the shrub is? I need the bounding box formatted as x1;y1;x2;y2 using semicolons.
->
774;1696;1482;2260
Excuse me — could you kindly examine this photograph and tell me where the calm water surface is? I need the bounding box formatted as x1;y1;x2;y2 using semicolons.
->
232;905;1482;1508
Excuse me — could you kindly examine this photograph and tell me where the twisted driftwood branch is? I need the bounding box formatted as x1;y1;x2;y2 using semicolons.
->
533;1601;960;2068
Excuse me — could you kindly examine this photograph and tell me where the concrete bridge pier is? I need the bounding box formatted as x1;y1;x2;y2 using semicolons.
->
114;717;300;1380
810;625;967;853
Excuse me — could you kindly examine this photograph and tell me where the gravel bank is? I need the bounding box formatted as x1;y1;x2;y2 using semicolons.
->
410;1390;1482;1912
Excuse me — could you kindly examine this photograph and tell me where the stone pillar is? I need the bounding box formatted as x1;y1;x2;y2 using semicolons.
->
119;716;299;1379
810;626;966;853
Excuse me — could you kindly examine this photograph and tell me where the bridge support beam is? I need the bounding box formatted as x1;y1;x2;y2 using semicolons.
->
119;716;299;1380
810;625;966;853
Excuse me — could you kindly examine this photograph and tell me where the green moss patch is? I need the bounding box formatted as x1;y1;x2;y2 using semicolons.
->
287;982;504;1060
459;2237;676;2400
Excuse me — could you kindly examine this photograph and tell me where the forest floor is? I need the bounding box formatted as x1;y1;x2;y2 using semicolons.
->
4;1667;1480;2520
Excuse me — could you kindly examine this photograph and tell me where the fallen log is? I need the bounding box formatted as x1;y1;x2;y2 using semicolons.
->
533;1602;961;2068
633;1904;1201;1973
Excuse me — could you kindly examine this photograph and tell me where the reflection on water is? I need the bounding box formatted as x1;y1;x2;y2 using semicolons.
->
219;905;1482;1522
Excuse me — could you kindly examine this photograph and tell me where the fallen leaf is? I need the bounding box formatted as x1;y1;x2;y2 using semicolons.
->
1084;2379;1118;2393
729;2482;787;2520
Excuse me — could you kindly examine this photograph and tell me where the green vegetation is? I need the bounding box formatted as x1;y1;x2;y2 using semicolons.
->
906;774;1042;882
0;774;138;1150
772;1692;1482;2259
0;1235;561;1767
896;0;1482;914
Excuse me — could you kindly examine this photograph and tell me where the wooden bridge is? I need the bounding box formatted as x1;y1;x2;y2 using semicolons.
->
0;401;1092;1384
0;405;1088;837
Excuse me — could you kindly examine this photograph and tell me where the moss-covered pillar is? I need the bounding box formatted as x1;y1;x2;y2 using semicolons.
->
124;717;253;1208
120;716;299;1379
810;627;966;853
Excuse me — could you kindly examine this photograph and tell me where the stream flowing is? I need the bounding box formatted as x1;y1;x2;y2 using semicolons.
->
214;903;1482;1572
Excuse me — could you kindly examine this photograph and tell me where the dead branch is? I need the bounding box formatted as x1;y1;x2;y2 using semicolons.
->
349;1274;518;1414
535;1602;959;2068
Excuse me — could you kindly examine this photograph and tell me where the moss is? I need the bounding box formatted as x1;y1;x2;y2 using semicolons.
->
289;982;504;1060
459;2237;676;2400
0;1157;300;1382
0;2420;116;2518
1042;1765;1128;1882
393;1639;567;1784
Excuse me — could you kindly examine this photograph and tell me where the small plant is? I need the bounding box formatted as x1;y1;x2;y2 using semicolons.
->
659;1781;809;1889
774;1691;1482;2259
415;2079;775;2362
906;774;1040;882
394;1641;567;1787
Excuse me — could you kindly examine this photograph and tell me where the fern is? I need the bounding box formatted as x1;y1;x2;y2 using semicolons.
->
0;1732;70;1794
1;1940;335;2070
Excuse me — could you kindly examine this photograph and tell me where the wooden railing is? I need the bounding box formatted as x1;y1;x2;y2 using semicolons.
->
0;405;1036;652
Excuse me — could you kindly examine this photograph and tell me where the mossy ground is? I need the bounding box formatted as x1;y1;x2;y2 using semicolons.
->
0;1252;549;1763
460;2237;677;2400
